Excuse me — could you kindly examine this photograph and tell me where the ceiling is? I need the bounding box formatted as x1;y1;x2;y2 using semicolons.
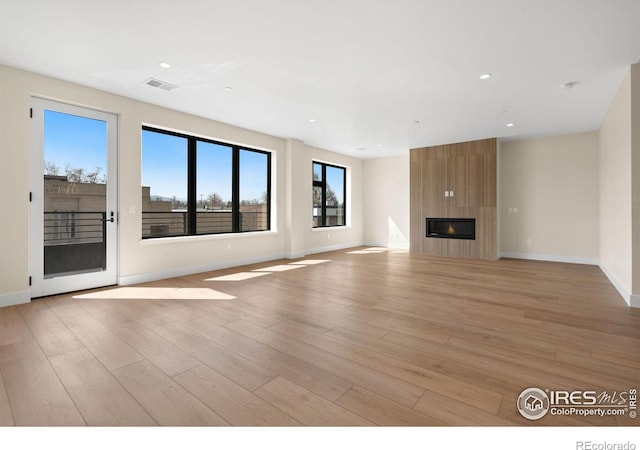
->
1;0;639;159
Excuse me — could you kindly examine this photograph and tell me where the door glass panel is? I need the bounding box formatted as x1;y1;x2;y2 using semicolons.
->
43;110;108;277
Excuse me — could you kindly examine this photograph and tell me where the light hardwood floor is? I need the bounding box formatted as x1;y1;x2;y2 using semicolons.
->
1;247;639;426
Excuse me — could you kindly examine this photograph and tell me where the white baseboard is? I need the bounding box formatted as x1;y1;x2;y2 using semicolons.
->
119;252;287;286
498;253;638;308
285;251;306;259
598;263;634;307
303;241;364;256
363;241;410;250
498;252;599;266
0;290;30;308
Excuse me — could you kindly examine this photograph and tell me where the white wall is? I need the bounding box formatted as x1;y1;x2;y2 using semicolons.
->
362;155;410;249
0;64;363;306
499;132;599;264
599;68;633;302
631;65;640;302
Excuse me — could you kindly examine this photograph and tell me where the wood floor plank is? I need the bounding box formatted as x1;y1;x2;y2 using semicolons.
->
255;376;372;426
0;369;15;426
15;299;59;326
0;306;33;347
382;329;612;397
138;315;276;391
48;348;156;426
336;384;445;426
19;301;85;357
24;319;86;358
112;359;228;426
52;306;144;371
174;365;300;426
589;346;640;370
0;339;44;365
90;313;200;378
414;389;517;426
445;335;635;391
181;317;352;401
227;319;425;408
0;343;85;426
274;321;504;414
204;299;282;328
327;319;392;339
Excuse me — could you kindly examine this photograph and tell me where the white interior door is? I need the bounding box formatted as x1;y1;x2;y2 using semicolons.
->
30;98;118;298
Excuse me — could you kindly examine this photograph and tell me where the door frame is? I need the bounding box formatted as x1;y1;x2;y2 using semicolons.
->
29;97;118;298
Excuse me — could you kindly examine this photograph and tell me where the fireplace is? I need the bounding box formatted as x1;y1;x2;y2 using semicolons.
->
426;218;475;240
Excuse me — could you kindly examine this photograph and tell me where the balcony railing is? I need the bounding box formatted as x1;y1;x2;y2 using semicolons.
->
142;210;269;238
142;211;189;238
44;211;106;246
43;211;107;276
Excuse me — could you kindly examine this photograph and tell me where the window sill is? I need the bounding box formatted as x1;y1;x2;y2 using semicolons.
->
140;230;278;244
311;226;351;232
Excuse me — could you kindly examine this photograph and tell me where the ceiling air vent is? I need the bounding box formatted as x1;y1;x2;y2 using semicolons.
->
145;78;177;91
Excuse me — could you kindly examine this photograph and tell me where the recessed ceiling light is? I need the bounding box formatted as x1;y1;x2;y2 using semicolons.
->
377;144;383;148
309;118;316;122
224;86;233;91
479;73;492;80
159;62;171;69
506;123;514;127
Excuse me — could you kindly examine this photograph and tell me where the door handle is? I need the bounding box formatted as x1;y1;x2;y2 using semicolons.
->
103;211;115;223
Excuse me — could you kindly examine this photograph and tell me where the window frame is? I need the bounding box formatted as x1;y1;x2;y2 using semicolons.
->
312;161;347;228
142;126;271;239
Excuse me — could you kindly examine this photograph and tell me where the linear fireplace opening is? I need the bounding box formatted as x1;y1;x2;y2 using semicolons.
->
426;218;475;240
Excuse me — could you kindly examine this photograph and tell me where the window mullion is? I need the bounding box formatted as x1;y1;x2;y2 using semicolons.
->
232;147;240;232
343;166;347;227
321;164;327;227
266;154;272;231
187;138;197;235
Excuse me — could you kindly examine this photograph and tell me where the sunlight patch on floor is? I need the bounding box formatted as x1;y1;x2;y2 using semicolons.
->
253;265;305;272
73;287;236;300
288;259;332;265
347;247;407;255
206;272;272;282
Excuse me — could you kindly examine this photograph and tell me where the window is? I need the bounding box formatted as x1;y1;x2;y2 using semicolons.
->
312;161;346;227
142;127;271;238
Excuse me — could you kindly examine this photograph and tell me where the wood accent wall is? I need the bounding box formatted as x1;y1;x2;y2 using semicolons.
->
410;138;497;260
